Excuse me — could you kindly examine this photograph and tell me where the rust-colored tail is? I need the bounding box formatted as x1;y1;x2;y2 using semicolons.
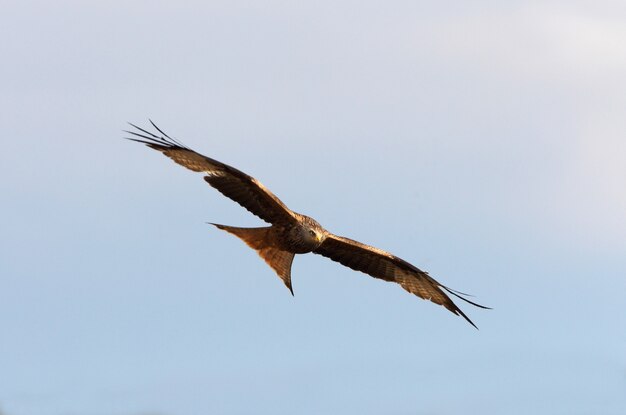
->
210;224;296;295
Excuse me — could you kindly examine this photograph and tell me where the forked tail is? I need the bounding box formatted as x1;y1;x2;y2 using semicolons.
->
209;224;296;294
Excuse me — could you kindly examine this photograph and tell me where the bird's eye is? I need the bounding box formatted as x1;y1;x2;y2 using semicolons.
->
309;230;316;236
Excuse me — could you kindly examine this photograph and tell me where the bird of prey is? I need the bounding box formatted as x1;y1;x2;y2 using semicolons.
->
126;121;488;328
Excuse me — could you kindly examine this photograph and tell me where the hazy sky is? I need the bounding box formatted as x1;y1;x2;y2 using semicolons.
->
1;1;625;414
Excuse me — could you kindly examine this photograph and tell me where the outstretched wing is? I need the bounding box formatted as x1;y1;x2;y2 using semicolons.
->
125;121;297;225
314;233;489;328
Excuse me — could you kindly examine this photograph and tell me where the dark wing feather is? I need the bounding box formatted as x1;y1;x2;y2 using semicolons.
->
125;122;296;225
314;233;489;328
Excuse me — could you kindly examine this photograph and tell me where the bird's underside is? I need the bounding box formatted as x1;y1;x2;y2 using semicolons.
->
126;121;489;328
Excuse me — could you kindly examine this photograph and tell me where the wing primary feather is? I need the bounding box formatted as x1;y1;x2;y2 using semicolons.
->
125;122;188;149
124;136;156;146
442;286;492;310
124;130;164;143
148;119;188;148
453;306;479;330
123;133;171;149
124;122;184;150
127;122;162;140
148;119;171;138
442;286;476;297
124;128;171;147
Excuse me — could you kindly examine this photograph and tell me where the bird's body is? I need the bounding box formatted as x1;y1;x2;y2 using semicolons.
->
270;212;327;254
126;122;488;328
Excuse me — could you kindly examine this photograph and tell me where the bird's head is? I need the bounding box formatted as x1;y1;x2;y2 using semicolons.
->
304;227;325;245
299;215;327;247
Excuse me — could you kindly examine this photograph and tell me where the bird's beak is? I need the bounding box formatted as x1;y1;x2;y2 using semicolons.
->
316;234;323;243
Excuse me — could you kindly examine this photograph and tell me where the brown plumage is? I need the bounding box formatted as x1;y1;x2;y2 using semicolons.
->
126;121;489;328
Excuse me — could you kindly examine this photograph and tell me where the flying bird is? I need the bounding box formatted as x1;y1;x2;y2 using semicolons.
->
126;121;489;328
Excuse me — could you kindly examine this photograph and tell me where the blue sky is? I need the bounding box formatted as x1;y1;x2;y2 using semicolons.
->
1;1;625;414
